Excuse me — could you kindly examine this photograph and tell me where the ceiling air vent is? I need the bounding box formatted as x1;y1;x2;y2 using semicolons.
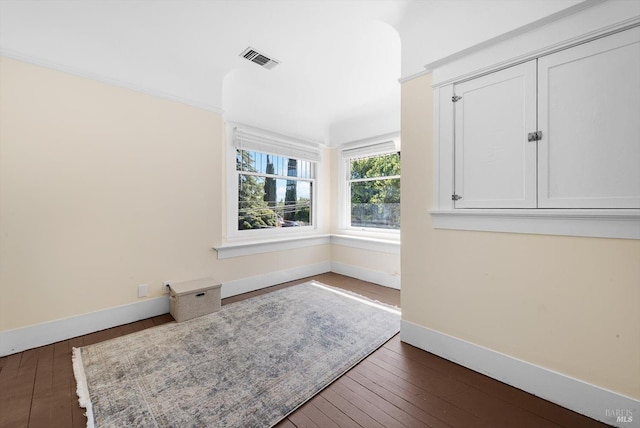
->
240;47;280;70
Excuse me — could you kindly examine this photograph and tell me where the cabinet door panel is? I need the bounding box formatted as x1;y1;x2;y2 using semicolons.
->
538;27;640;208
453;61;537;208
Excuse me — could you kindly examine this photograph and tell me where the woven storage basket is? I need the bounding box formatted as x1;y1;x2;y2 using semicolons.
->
169;278;221;322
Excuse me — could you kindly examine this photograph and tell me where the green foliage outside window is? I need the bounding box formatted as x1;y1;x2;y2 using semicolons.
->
237;150;278;230
350;152;400;229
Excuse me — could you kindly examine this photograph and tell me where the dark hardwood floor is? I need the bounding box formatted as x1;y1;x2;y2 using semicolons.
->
0;273;609;428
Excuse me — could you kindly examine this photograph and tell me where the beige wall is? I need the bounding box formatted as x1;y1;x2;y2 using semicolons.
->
0;57;331;332
331;244;399;277
401;73;640;399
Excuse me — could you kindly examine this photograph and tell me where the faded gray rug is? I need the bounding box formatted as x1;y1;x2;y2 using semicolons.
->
73;281;400;427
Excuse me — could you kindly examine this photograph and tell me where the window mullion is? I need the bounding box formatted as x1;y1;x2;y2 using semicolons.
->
238;170;314;182
348;175;401;184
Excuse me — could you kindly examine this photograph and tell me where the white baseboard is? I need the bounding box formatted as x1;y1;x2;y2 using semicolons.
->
330;261;400;290
400;320;640;428
0;296;170;357
0;263;332;357
221;261;331;298
0;261;394;357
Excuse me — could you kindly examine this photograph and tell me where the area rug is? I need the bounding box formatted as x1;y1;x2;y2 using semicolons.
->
72;281;400;427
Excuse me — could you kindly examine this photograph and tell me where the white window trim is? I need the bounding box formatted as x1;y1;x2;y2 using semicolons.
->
337;132;401;240
430;209;640;240
428;3;640;240
225;122;324;241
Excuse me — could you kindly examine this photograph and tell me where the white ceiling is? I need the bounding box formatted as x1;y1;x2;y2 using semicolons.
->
0;0;582;145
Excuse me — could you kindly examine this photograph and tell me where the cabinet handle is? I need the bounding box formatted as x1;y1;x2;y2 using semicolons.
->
527;131;542;142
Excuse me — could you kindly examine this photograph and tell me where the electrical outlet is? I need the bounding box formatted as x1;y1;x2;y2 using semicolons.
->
137;284;148;298
162;281;172;294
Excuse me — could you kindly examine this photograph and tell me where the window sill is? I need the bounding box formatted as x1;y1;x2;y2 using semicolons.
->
214;233;402;259
429;209;640;240
214;234;331;260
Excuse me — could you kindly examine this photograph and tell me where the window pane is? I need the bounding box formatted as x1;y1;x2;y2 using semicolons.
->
238;175;277;230
350;178;400;229
281;179;312;227
238;174;312;230
350;152;400;180
236;149;312;178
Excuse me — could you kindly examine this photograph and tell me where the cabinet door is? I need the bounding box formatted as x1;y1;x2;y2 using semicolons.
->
453;61;537;208
538;27;640;208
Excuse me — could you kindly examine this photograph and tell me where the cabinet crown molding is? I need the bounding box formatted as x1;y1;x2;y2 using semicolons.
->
428;0;640;88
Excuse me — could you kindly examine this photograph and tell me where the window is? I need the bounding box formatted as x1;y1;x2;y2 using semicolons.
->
236;149;314;230
348;153;400;229
227;124;321;239
340;136;401;233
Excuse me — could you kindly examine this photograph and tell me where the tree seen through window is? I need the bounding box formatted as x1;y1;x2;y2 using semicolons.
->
349;152;400;229
237;150;313;230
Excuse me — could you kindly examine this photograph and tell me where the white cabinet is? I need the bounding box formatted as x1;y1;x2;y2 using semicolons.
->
453;61;537;208
451;26;640;210
430;0;640;239
538;28;640;208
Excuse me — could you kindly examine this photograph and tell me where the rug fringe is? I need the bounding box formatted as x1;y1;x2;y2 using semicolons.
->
72;347;95;428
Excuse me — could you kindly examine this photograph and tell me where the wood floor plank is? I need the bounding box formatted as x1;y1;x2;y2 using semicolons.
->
1;349;39;427
52;341;73;386
274;418;297;428
314;273;400;307
338;374;429;428
100;326;124;342
353;360;486;428
330;378;407;428
28;345;55;428
345;369;454;428
384;338;510;390
68;336;84;350
295;400;341;428
288;408;320;428
309;395;361;428
119;320;147;336
383;339;605;428
80;330;106;347
17;348;39;377
445;388;563;428
367;347;468;397
49;378;73;428
321;386;387;428
51;342;73;428
151;313;174;325
0;352;22;380
0;373;36;428
140;318;156;329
